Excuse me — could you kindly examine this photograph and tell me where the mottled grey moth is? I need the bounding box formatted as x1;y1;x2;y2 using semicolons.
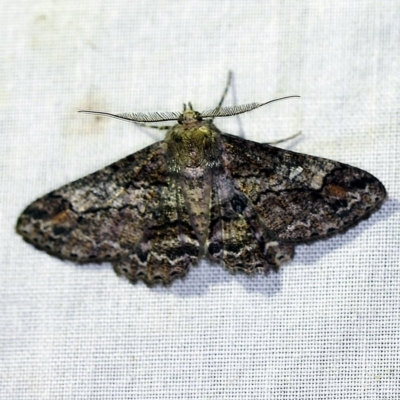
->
17;73;386;285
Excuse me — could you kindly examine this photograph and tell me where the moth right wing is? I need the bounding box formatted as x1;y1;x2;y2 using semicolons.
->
218;133;386;243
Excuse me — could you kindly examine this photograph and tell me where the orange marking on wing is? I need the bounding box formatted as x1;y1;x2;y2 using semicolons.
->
51;210;70;224
326;184;347;197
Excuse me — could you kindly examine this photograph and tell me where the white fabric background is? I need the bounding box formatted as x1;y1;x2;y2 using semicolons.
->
1;1;399;399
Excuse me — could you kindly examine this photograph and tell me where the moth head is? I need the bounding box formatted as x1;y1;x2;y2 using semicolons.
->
178;103;202;125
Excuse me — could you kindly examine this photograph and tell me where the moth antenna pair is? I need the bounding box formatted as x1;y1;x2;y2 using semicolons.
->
78;71;300;129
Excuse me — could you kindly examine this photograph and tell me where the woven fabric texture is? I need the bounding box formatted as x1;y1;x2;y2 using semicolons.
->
1;1;399;399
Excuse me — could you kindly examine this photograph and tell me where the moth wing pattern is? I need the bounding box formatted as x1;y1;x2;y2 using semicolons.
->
112;175;201;285
17;142;169;263
208;170;294;275
218;133;386;245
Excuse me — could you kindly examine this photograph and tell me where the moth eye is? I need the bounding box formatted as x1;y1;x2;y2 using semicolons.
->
174;136;183;143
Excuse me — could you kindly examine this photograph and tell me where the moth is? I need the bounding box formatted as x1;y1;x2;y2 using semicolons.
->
16;73;386;285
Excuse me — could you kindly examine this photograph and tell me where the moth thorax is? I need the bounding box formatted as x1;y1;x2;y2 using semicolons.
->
165;121;220;172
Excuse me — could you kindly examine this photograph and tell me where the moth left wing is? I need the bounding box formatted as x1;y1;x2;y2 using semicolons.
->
16;142;170;263
218;133;386;243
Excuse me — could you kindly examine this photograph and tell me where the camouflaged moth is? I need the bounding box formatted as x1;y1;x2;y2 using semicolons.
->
16;73;386;285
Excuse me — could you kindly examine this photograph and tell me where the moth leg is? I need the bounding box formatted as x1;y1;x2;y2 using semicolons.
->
209;71;233;123
264;131;302;145
133;122;170;130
